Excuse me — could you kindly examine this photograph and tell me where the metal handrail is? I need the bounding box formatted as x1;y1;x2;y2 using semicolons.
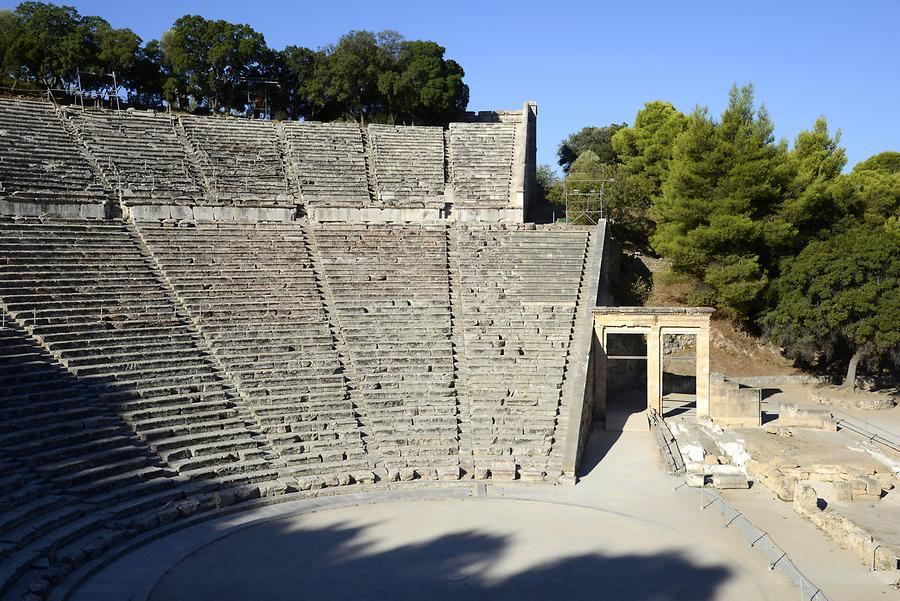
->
832;411;900;454
649;408;832;601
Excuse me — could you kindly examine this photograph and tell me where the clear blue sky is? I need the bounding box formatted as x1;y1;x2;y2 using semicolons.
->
5;0;898;171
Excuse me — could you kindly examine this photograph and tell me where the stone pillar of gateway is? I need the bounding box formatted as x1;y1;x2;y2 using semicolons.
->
592;307;714;419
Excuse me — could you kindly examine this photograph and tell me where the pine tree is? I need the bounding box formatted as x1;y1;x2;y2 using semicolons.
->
651;84;790;317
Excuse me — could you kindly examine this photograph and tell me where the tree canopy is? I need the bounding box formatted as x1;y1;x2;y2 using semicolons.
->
300;31;468;125
612;101;688;199
651;85;791;317
557;124;626;172
0;2;469;125
764;226;900;386
0;2;141;92
552;82;899;381
160;15;268;113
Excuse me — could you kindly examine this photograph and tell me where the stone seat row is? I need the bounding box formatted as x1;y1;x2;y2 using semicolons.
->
1;98;524;212
0;311;295;601
454;227;592;477
368;124;445;201
64;108;205;203
0;216;597;599
135;220;369;475
314;224;458;471
182;115;291;202
0;99;108;204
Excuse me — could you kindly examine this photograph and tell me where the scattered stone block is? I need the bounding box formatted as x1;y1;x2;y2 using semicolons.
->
685;472;707;488
793;482;821;514
747;459;795;501
712;473;749;489
865;477;883;496
833;480;852;501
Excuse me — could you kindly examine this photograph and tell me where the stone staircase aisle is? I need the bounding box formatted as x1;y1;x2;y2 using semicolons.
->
125;219;288;473
447;225;474;477
134;219;371;486
303;220;380;474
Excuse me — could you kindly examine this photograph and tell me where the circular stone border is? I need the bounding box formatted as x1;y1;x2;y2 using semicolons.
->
807;386;898;410
62;483;769;601
49;481;473;601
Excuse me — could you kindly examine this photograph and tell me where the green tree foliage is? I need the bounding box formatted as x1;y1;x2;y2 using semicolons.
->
556;150;654;242
557;124;626;172
828;151;900;232
0;3;469;124
765;227;900;386
560;84;898;380
536;164;559;202
1;2;85;89
0;2;142;94
604;101;689;245
160;15;269;113
612;101;688;199
854;151;900;174
301;31;468;125
303;30;395;124
652;85;791;317
274;45;328;120
773;117;847;254
378;40;467;125
126;39;166;106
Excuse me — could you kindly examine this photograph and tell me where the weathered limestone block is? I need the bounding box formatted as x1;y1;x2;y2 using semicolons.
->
351;470;377;484
474;466;491;480
437;466;461;481
807;386;897;410
489;461;517;481
833;480;853;501
518;468;545;482
793;482;896;570
778;403;837;430
558;472;577;486
297;475;326;490
709;375;761;427
747;459;795;501
712;473;749;489
685;472;707;488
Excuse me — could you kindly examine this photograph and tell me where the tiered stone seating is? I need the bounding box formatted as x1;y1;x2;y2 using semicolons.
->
0;218;277;489
137;220;369;479
180;116;292;205
368;124;445;205
315;224;459;477
281;122;370;206
0;98;107;204
455;225;592;479
66;109;205;204
449;122;516;206
0;309;190;596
